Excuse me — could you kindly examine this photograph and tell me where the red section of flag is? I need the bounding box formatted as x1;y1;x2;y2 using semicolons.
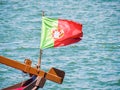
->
54;19;83;47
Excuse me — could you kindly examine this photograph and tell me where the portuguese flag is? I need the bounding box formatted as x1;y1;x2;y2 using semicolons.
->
40;17;83;49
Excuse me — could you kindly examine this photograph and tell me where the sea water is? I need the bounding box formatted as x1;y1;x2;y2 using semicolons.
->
0;0;120;90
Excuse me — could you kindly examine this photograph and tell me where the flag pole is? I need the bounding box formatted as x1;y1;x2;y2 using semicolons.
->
37;11;45;69
37;49;42;69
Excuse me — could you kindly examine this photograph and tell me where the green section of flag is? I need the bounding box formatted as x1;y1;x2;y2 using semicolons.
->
40;17;58;49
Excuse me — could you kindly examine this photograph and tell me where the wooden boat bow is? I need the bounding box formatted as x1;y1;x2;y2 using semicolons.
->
0;55;65;89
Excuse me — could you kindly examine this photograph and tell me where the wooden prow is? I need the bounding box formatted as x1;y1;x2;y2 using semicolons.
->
0;55;65;84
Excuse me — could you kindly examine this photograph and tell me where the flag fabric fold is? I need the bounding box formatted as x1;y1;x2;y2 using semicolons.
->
40;17;83;49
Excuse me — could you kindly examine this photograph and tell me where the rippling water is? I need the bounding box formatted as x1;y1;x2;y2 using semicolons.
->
0;0;120;89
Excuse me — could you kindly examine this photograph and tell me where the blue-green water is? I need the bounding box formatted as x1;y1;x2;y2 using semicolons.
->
0;0;120;90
